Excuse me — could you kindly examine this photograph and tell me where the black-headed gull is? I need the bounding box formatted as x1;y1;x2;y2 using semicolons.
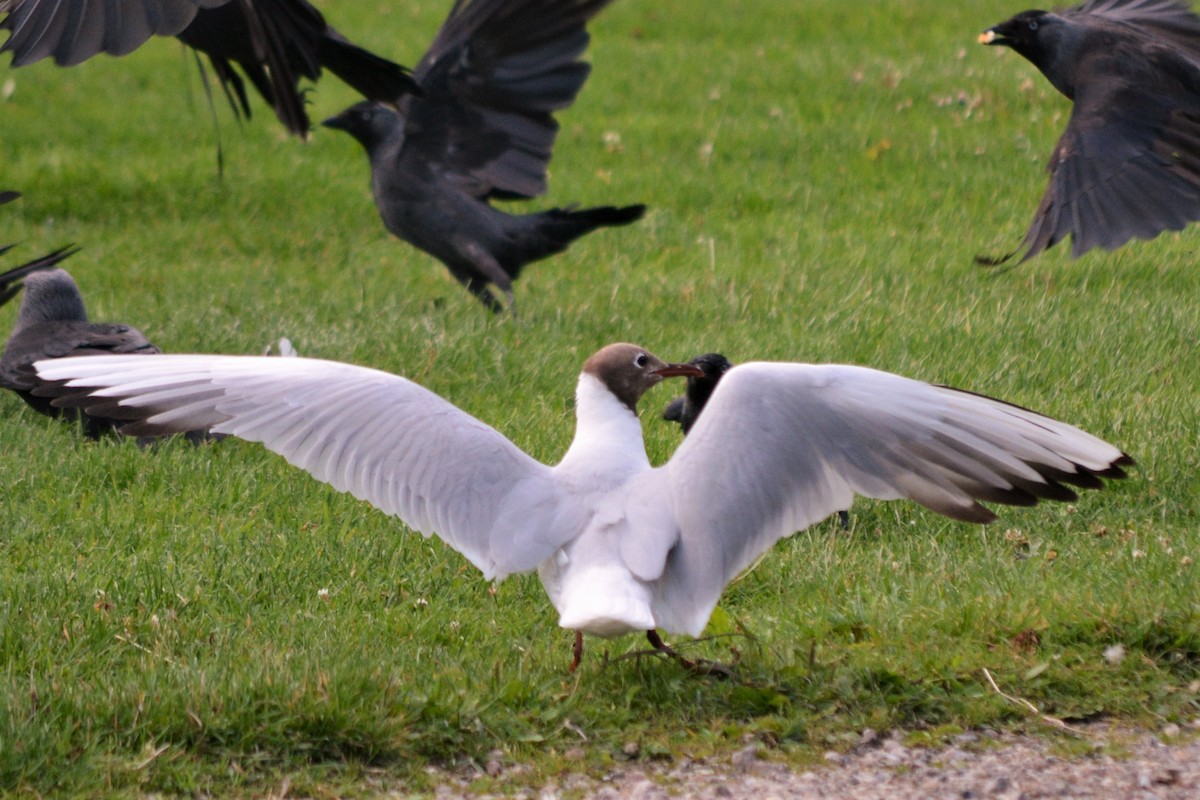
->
33;343;1132;668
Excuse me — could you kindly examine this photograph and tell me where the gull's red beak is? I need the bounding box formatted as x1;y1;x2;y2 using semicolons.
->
653;363;705;379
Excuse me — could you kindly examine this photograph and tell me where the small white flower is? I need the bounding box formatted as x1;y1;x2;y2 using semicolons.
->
1103;644;1126;665
317;588;330;601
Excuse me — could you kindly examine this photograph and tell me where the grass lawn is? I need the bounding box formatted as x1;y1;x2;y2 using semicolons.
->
1;0;1197;795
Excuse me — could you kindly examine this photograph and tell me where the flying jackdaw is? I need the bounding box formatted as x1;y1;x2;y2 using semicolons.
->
0;0;417;137
321;0;646;313
979;0;1200;263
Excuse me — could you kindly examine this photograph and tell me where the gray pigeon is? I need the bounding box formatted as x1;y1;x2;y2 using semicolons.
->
322;0;645;312
0;266;162;438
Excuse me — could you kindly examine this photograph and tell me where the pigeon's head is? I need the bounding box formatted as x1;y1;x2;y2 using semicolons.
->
582;343;704;413
15;268;87;328
321;101;402;150
979;10;1057;58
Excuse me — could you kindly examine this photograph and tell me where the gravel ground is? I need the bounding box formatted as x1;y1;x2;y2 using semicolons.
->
421;722;1200;799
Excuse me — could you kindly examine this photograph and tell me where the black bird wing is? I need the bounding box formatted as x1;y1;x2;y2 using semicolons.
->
0;190;19;206
177;0;322;136
0;0;225;66
402;0;616;201
0;245;80;307
1075;0;1200;66
1016;37;1200;260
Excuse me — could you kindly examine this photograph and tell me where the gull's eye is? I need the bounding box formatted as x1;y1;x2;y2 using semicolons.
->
634;353;649;368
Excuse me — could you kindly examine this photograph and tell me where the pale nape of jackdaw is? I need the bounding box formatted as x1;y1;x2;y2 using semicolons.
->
321;0;646;313
978;0;1200;264
0;0;418;137
0;267;164;438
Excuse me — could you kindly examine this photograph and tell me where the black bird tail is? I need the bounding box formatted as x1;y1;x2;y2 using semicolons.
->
508;203;645;278
0;244;80;307
318;28;420;101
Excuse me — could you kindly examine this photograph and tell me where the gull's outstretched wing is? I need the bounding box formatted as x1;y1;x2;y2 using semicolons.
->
624;362;1131;635
34;354;574;579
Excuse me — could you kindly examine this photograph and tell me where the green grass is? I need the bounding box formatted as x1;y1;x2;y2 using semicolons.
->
1;0;1198;795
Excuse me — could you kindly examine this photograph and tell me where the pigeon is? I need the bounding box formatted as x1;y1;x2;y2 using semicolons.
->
34;343;1131;671
979;0;1200;263
0;0;417;137
1;266;163;438
321;0;646;312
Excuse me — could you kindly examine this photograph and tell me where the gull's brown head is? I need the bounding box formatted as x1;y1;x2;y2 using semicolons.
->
582;343;704;413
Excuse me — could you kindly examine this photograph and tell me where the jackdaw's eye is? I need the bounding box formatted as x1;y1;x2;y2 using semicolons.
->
1028;20;1038;31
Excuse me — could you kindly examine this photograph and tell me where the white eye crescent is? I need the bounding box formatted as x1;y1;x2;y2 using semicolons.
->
634;353;649;368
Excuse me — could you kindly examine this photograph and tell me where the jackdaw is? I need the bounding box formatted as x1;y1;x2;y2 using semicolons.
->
0;0;417;137
321;0;646;313
979;0;1200;263
662;353;734;435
